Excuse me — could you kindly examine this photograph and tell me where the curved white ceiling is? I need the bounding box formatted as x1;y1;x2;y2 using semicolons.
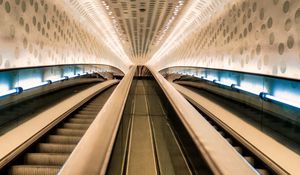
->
147;0;300;79
68;0;227;66
0;0;131;72
148;0;229;67
65;0;132;66
68;0;189;65
2;0;300;79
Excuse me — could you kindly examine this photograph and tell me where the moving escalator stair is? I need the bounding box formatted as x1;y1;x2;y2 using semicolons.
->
5;86;116;175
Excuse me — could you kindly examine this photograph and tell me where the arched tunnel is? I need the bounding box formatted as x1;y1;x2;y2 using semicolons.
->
0;0;299;174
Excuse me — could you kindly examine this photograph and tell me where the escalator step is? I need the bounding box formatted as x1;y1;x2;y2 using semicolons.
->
256;168;269;175
68;118;94;124
55;128;86;136
81;107;100;110
46;135;81;144
73;114;95;119
9;165;60;175
83;104;100;107
78;109;99;113
36;143;76;153
63;123;90;130
78;110;98;114
244;156;254;166
218;131;225;136
234;146;243;154
90;100;106;103
79;109;99;112
225;138;233;144
24;153;68;166
82;105;100;108
83;106;100;109
77;111;98;115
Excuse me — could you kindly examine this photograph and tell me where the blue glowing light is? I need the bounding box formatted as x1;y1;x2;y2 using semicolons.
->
68;74;79;78
239;81;266;95
220;77;237;86
22;81;49;91
207;74;218;81
231;84;261;95
51;77;66;83
273;90;300;106
201;76;214;82
213;80;231;87
0;89;18;97
0;84;10;91
264;94;300;109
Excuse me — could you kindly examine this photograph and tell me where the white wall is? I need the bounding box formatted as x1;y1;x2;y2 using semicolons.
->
149;0;300;80
0;0;130;72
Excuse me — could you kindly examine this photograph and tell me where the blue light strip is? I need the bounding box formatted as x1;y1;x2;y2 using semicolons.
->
213;80;231;87
68;74;79;78
211;79;300;108
51;77;67;83
176;70;300;110
22;81;50;91
264;94;300;109
0;69;93;99
0;89;18;97
231;84;260;95
201;77;214;82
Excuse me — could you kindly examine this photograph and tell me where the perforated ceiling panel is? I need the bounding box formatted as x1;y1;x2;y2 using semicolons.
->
102;0;186;64
148;0;300;80
0;0;131;72
3;0;299;80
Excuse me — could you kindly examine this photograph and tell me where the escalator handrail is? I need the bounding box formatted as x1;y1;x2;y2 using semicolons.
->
59;66;136;175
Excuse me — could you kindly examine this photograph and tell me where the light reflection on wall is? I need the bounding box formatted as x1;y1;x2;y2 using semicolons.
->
240;81;266;95
0;84;9;91
63;67;76;77
18;77;43;90
0;64;123;95
219;77;237;86
273;91;300;106
161;66;300;108
206;74;218;81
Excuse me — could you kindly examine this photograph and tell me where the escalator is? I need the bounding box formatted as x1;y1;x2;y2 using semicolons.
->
1;73;242;175
177;82;300;155
173;80;289;174
0;83;100;136
107;78;212;175
0;85;116;175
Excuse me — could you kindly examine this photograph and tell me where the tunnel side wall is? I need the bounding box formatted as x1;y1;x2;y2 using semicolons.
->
0;0;128;72
151;0;300;80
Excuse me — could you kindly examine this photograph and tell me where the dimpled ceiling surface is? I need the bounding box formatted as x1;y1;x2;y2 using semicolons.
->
149;0;300;79
100;0;186;64
2;0;300;79
0;0;131;72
